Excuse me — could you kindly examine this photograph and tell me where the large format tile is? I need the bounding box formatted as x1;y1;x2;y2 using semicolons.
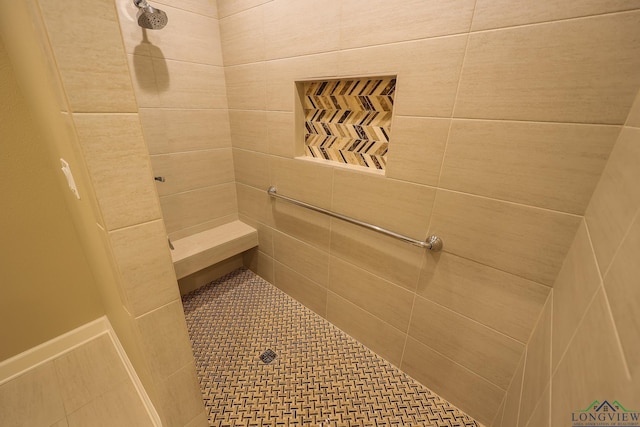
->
519;296;551;425
551;289;635;426
273;261;327;316
228;110;268;153
331;169;435;240
0;362;65;427
154;0;217;17
156;363;204;427
586;127;640;272
220;6;264;66
67;380;153;427
273;232;329;287
217;0;272;18
329;220;424;291
266;53;339;111
604;212;640;377
272;202;331;252
328;257;414;332
326;292;406;367
340;0;474;49
73;114;162;230
135;300;195;380
154;60;227;109
409;296;524;389
500;353;524;427
627;89;640;127
552;221;601;369
524;384;550;427
418;252;549;343
270;157;333;209
151;149;234;196
267;111;296;157
429;190;581;285
386;116;450;187
140;109;232;154
339;36;467;117
472;0;640;30
456;12;640;124
236;183;275;227
109;220;180;316
38;0;137;112
160;183;237;234
439;120;618;214
264;0;340;60
232;149;271;189
402;337;504;425
225;63;266;110
53;335;129;413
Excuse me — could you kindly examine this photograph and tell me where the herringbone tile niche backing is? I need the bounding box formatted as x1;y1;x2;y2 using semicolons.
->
302;77;395;170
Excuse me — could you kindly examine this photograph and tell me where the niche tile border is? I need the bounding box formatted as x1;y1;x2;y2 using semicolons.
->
301;77;396;170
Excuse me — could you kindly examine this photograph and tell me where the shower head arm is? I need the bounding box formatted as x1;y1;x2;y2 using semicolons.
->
133;0;149;8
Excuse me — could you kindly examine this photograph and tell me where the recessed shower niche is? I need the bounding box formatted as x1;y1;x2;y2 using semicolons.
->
297;76;396;171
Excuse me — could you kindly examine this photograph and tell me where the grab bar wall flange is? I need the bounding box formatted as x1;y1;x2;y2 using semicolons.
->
267;186;443;251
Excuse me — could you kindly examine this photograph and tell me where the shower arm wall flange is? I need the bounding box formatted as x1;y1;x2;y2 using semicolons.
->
133;0;149;8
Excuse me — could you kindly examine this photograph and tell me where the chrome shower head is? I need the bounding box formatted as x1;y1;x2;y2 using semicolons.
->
133;0;168;30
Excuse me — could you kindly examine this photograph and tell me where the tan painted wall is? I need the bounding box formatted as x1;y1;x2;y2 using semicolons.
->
0;39;104;361
219;2;640;423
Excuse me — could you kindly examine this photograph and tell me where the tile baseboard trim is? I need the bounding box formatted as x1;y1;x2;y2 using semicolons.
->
0;316;161;426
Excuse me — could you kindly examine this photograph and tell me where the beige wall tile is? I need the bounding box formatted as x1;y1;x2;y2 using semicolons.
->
418;252;549;343
136;300;195;379
117;0;223;66
38;0;137;112
385;116;450;187
67;381;153;427
270;157;333;209
491;400;505;427
473;0;640;31
273;232;329;287
225;63;266;110
220;6;264;66
328;257;414;332
552;221;601;369
440;120;619;214
155;0;218;17
329;220;424;291
456;12;640;124
155;60;227;109
272;202;331;252
160;183;237;234
409;296;524;389
109;220;180;316
168;214;239;241
524;384;550;427
73;113;162;231
332;169;435;239
127;54;159;106
244;249;274;284
184;410;210;427
402;337;504;425
151;149;234;196
233;149;271;189
238;215;274;255
264;0;340;60
237;183;275;227
53;335;128;413
217;0;271;18
340;0;473;49
157;363;204;427
141;109;232;154
500;353;524;427
229;110;268;152
265;52;339;111
519;295;551;425
326;292;405;367
429;190;581;285
339;36;467;117
0;362;65;427
627;89;640;127
551;289;635;426
604;212;640;377
586;127;640;272
274;261;327;316
51;418;69;427
267;111;296;157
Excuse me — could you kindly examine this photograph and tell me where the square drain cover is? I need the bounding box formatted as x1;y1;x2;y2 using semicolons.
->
259;349;277;364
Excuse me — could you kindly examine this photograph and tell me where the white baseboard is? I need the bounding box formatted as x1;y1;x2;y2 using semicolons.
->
0;316;161;426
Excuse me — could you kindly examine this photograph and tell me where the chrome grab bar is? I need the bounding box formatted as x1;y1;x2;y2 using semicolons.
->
267;186;443;251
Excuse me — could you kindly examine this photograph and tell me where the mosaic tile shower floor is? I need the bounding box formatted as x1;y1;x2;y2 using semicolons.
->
182;268;481;427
